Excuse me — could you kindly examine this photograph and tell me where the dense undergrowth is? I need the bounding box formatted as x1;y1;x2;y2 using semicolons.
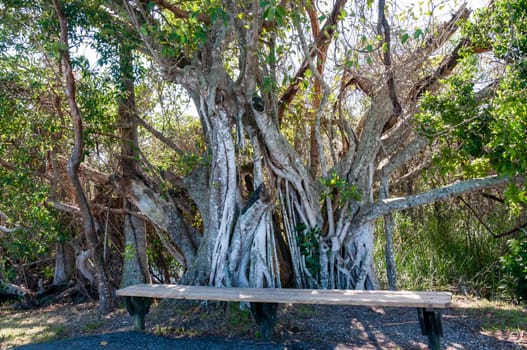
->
374;195;527;304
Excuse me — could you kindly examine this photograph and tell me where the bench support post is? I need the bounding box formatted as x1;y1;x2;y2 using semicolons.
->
417;308;443;350
250;302;278;340
123;296;152;331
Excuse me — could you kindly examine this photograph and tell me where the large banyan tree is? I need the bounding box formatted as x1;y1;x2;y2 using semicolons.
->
2;0;526;310
106;0;518;291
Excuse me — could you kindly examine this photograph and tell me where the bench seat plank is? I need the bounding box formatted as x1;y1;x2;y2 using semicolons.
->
117;284;451;308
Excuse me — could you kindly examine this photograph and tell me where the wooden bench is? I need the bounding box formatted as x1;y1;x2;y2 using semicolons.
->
116;284;452;350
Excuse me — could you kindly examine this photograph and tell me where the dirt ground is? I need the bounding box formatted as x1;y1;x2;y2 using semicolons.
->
1;295;526;349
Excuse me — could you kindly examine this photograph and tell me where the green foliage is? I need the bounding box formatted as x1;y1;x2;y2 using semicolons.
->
503;184;527;217
76;68;118;154
260;0;286;26
137;0;220;60
226;302;252;332
500;230;527;303
487;62;527;176
464;0;527;61
295;224;321;275
0;167;61;252
124;244;137;263
0;56;65;270
320;171;361;205
374;201;510;297
417;0;527;186
175;152;205;176
417;56;483;149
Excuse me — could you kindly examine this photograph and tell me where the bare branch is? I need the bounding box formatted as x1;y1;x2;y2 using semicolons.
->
405;4;471;66
359;175;520;222
390;156;432;187
481;192;505;203
292;1;331;177
0;224;21;235
377;0;402;131
339;72;373;97
55;156;109;185
458;196;496;236
407;38;469;103
134;115;185;155
47;198;149;222
494;222;527;238
110;175;198;266
377;137;427;180
278;0;347;120
47;198;80;214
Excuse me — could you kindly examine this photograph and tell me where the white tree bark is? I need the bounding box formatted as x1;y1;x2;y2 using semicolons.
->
361;175;517;223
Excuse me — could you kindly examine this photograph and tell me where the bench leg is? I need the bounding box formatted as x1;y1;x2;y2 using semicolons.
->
249;302;278;340
123;296;152;331
417;308;443;350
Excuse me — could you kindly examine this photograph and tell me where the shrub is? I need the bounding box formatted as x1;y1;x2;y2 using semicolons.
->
500;230;527;304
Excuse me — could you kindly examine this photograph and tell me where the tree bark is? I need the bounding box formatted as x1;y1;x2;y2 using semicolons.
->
117;46;153;331
53;0;114;313
53;241;75;285
380;179;397;290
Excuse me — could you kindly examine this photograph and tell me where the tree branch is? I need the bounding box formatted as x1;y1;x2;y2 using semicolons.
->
47;199;80;214
292;1;331;178
110;175;198;266
458;195;496;236
0;159;53;181
339;72;373;97
55;156;109;185
359;175;519;222
404;4;471;66
377;0;402;132
494;222;527;238
134;115;185;155
278;0;347;120
153;0;210;24
377;137;427;180
481;192;505;203
407;38;469;103
0;224;22;235
53;0;114;312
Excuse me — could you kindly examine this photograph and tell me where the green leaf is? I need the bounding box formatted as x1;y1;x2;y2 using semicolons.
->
263;6;275;21
400;32;410;44
146;1;155;12
275;5;286;20
413;28;424;39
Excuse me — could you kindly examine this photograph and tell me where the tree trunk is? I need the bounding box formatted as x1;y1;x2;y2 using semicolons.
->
53;0;114;313
122;205;151;286
53;241;75;285
117;41;152;288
